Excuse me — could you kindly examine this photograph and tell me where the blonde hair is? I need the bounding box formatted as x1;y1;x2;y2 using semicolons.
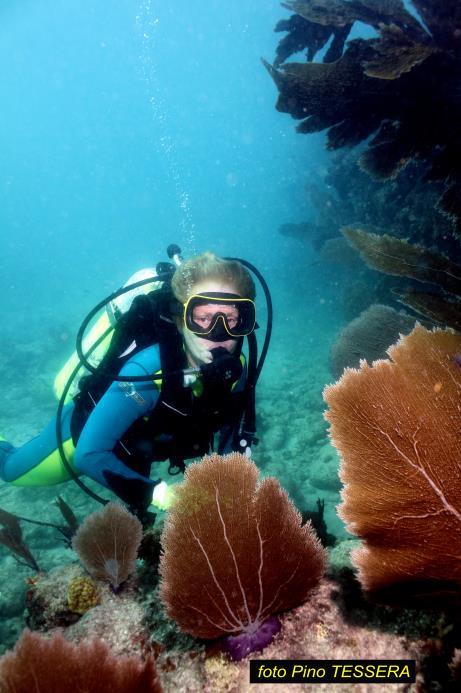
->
171;251;256;304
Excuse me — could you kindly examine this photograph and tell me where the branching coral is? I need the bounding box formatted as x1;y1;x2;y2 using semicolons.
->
324;324;461;599
159;452;326;660
0;629;161;693
72;503;143;591
266;0;461;231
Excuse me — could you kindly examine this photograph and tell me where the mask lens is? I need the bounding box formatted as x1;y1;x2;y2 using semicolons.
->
191;304;239;332
185;293;255;337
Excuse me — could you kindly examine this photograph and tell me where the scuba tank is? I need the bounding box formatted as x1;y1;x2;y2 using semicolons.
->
53;268;161;402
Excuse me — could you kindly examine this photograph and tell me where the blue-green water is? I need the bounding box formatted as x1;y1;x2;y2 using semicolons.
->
0;0;445;673
0;1;349;654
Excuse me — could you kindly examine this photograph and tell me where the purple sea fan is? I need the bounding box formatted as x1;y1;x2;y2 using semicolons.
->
72;503;143;591
159;453;327;660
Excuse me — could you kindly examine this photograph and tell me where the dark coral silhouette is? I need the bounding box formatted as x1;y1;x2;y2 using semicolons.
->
159;452;326;659
324;324;461;598
266;0;461;231
274;8;351;67
0;629;161;693
72;502;143;591
280;150;456;270
301;498;336;547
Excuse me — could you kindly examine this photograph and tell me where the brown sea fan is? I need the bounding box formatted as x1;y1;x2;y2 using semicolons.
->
159;453;326;642
72;503;143;590
324;324;461;596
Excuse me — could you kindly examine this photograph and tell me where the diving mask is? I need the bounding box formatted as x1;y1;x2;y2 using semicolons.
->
184;292;256;341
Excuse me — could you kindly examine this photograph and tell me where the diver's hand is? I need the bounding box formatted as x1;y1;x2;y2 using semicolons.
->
151;480;178;510
183;329;213;365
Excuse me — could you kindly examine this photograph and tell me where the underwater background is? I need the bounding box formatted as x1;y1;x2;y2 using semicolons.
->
1;0;461;690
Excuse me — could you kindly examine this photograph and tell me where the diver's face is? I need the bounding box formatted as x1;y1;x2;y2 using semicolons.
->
183;281;240;365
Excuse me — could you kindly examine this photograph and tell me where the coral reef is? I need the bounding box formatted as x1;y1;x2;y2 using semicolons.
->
329;303;418;378
202;577;435;692
266;0;461;231
72;502;143;591
159;452;327;660
322;154;454;252
67;575;100;614
26;563;93;631
324;324;461;599
0;628;162;693
279;150;460;327
18;549;461;691
288;155;454;257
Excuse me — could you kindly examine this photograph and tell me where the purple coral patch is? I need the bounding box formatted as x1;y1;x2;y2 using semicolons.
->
221;616;282;661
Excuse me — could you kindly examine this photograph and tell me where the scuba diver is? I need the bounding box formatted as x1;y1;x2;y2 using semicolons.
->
0;247;271;519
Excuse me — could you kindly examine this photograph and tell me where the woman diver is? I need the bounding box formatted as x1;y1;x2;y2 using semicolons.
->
0;249;270;518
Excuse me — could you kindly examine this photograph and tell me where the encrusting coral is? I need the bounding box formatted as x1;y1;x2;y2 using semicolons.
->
159;452;326;660
324;324;461;599
67;575;100;614
72;502;143;592
0;628;162;693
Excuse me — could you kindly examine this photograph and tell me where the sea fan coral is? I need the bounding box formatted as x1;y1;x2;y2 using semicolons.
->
342;226;461;331
159;452;326;660
324;324;461;597
0;507;40;571
0;629;161;693
72;503;143;591
266;0;461;231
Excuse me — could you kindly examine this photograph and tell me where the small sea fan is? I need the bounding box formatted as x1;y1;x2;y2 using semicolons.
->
72;503;143;591
160;453;326;660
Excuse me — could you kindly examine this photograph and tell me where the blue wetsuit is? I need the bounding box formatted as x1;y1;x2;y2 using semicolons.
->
0;345;245;498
